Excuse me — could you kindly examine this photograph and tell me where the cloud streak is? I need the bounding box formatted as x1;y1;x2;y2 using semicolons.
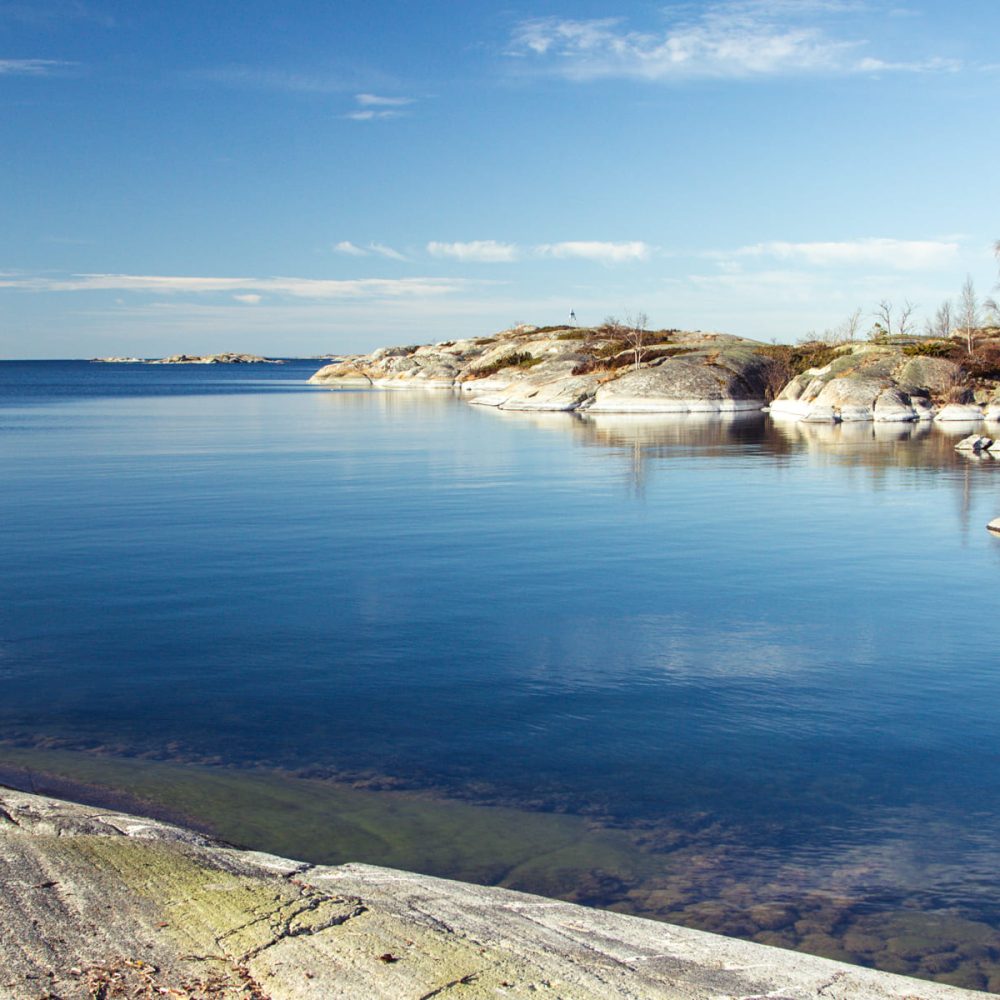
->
535;240;652;263
427;240;521;263
425;240;654;263
0;58;74;76
507;2;960;81
334;241;407;260
730;237;960;269
344;92;415;121
0;273;470;299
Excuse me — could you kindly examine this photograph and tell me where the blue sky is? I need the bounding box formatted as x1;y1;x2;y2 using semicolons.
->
1;0;998;358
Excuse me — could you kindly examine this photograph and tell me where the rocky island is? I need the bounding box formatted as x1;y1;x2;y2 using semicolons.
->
309;323;1000;423
91;353;284;364
0;787;982;1000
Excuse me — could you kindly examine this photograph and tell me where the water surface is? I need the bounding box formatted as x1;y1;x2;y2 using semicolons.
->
2;360;1000;990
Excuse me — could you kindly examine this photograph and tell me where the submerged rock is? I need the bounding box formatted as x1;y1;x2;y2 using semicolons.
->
0;788;981;1000
955;435;993;452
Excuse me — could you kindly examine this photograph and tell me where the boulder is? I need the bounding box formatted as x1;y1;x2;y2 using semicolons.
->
895;356;964;394
874;387;921;423
309;361;374;386
586;361;764;414
955;435;993;452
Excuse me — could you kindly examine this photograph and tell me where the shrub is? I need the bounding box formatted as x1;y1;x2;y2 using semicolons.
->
570;346;693;376
525;325;574;336
903;340;955;358
946;385;975;404
471;351;537;377
756;342;842;378
964;344;1000;380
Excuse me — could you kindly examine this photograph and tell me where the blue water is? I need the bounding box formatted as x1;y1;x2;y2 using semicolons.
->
3;360;1000;969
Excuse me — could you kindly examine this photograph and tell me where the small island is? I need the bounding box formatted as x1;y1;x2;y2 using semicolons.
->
91;353;284;364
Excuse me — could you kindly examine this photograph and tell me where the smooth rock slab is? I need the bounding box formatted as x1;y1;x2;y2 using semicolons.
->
0;789;985;1000
935;404;984;422
587;364;764;414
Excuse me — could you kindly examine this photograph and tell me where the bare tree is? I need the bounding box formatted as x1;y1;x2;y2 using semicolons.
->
984;296;1000;329
871;300;893;340
624;311;650;370
987;241;1000;328
842;307;862;342
897;299;917;338
958;275;980;354
924;299;953;339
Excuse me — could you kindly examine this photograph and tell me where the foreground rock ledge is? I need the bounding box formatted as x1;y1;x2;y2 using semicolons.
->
0;789;983;1000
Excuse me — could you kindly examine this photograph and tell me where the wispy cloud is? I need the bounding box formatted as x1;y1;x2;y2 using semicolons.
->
333;241;369;257
0;272;470;299
356;93;413;107
0;58;75;76
424;239;652;263
507;2;960;81
345;110;399;121
333;241;407;261
427;240;520;263
232;293;262;304
535;241;653;263
729;237;960;270
343;92;414;121
0;2;116;28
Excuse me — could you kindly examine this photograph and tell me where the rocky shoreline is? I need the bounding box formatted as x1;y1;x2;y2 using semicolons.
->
0;787;986;1000
309;324;1000;424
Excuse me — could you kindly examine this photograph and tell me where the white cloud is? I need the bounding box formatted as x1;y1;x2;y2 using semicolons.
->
507;2;958;81
0;272;471;300
356;93;413;107
534;241;652;263
344;92;415;121
732;237;960;270
369;242;407;261
333;241;407;260
334;240;369;256
233;293;262;304
427;240;521;263
0;58;73;76
344;109;402;121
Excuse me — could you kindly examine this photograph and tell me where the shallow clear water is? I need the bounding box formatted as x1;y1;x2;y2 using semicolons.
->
3;360;1000;987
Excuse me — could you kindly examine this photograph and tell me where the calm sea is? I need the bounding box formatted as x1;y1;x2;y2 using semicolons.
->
3;359;1000;988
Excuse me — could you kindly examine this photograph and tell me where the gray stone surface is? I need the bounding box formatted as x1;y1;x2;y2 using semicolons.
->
0;788;986;1000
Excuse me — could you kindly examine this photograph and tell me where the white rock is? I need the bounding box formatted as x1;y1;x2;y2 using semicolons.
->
766;399;812;419
956;435;993;452
935;403;984;422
